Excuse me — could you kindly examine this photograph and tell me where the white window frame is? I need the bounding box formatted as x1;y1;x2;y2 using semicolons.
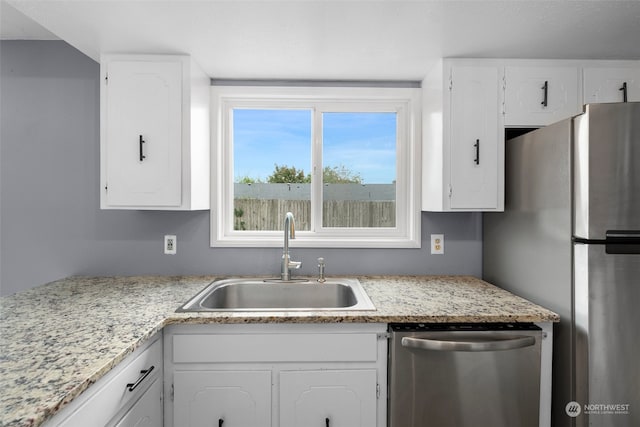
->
210;85;421;248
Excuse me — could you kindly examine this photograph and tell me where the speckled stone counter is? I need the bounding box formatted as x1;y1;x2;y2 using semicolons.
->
0;275;558;427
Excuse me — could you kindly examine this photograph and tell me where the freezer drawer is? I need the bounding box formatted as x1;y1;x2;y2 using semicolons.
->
574;243;640;427
388;323;542;427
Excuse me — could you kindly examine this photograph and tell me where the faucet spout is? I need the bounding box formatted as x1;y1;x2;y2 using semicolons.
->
284;212;295;249
281;212;301;281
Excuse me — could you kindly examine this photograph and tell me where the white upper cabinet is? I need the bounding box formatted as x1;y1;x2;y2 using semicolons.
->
104;60;182;207
422;60;504;212
583;64;640;103
504;65;581;127
422;59;639;213
100;54;210;210
449;65;503;210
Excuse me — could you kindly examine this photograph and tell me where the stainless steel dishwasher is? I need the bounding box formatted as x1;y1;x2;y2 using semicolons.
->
389;323;542;427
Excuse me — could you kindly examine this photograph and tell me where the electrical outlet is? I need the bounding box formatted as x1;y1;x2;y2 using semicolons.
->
164;235;177;255
431;234;444;255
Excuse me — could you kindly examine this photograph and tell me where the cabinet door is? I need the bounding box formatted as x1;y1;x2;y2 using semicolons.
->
504;66;580;126
104;60;182;207
279;370;377;427
173;370;271;427
583;67;640;103
449;65;501;210
112;378;162;427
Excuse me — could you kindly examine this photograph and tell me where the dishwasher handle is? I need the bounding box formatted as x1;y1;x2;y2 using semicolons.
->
401;334;536;352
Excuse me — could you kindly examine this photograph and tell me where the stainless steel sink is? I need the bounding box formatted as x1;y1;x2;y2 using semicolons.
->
176;277;376;312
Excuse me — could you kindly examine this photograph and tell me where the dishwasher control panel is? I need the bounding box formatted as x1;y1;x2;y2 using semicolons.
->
389;322;542;333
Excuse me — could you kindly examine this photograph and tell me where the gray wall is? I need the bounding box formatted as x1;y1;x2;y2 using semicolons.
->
0;40;482;296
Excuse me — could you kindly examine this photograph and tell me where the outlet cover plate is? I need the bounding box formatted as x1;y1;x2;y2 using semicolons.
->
431;234;444;255
164;235;177;255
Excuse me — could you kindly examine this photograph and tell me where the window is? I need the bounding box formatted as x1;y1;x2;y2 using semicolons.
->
211;86;421;248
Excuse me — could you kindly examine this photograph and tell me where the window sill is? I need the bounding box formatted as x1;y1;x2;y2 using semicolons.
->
210;233;421;249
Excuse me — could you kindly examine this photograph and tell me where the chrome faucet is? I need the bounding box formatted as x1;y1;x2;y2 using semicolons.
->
317;257;326;283
281;212;301;281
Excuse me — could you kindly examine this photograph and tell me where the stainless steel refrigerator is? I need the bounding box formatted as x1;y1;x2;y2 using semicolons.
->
484;102;640;427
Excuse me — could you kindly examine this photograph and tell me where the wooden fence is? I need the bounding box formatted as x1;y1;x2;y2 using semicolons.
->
234;199;395;230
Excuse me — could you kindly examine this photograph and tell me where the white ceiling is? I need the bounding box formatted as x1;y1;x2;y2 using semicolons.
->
3;1;640;81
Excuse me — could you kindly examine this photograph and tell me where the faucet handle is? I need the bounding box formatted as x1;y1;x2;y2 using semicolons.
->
288;260;302;269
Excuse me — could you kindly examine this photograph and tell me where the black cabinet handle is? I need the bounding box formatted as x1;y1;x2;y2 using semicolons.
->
541;80;548;107
474;139;480;165
126;365;154;392
219;419;224;427
620;82;628;103
326;417;330;427
139;135;146;162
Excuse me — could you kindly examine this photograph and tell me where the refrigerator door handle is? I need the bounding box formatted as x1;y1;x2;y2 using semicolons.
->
401;335;536;352
606;230;640;241
604;230;640;254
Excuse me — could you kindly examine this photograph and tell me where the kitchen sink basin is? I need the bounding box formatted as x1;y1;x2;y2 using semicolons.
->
176;277;376;312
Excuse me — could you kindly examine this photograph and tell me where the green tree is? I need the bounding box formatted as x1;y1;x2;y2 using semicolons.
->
267;164;311;183
236;175;263;184
233;207;247;230
265;163;362;184
322;164;362;184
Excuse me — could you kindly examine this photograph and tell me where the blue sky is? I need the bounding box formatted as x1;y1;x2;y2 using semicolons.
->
233;109;396;184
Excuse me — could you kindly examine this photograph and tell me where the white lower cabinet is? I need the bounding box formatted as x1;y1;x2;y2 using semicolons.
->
43;335;163;427
164;324;387;427
173;370;271;427
113;378;163;427
279;370;377;427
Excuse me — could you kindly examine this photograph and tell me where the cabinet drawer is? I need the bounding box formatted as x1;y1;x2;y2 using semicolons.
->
173;333;378;363
112;377;162;427
56;338;162;427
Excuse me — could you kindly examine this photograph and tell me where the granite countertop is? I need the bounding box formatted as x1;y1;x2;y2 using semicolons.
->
0;275;559;427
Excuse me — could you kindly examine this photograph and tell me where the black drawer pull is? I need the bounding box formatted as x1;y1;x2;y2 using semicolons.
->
126;365;154;392
541;80;548;107
219;419;224;427
620;82;628;103
474;139;480;165
139;135;146;162
326;417;330;427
